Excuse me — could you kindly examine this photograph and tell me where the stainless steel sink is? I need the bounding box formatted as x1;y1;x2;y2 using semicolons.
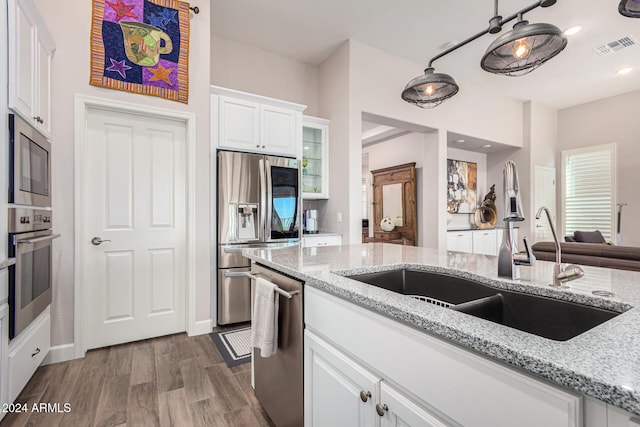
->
347;269;620;341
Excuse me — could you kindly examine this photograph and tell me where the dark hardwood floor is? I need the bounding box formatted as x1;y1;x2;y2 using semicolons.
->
1;331;274;427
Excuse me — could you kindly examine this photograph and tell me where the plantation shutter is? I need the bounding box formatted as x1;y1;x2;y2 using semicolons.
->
563;144;615;241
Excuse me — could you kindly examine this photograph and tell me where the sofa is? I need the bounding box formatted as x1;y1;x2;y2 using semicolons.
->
531;241;640;272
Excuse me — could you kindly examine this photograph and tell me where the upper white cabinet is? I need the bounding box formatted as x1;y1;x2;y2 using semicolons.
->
8;0;56;139
302;116;330;199
211;86;306;158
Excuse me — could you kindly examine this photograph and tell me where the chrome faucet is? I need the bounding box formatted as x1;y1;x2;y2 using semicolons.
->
535;206;584;287
498;161;536;280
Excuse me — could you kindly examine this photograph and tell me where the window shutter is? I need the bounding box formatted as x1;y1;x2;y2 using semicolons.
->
563;145;615;241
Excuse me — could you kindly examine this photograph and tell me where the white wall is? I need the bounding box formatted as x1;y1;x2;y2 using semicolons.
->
211;34;319;116
487;102;558;248
558;89;640;246
317;41;351;238
35;0;212;347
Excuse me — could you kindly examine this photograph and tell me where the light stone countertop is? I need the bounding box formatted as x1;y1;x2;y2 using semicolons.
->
242;243;640;416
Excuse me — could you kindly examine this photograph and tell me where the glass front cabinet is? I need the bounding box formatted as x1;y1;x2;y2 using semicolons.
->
302;116;330;199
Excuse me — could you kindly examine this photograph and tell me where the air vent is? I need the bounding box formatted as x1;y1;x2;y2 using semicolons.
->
594;36;637;56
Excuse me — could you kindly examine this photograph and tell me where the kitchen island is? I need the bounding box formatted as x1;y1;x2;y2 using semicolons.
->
243;243;640;426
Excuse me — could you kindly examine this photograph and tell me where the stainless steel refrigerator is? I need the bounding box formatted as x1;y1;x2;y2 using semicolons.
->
217;150;301;324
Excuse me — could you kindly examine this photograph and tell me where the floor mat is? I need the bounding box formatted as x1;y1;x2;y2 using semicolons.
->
210;325;252;367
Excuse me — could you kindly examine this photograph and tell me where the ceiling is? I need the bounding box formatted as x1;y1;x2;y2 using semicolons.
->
211;0;640;110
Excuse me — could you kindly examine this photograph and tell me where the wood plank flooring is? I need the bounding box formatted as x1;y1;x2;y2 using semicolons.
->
0;331;274;427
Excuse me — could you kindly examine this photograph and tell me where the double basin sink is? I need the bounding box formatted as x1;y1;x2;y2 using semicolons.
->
347;269;620;341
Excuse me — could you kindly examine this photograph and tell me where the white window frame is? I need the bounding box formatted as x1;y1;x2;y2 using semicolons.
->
561;143;616;241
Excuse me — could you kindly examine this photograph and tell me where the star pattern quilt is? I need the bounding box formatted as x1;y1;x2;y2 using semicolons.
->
90;0;190;103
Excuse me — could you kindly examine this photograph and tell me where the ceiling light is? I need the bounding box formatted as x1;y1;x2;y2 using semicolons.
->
402;0;565;108
401;68;459;108
619;0;640;18
454;139;465;143
617;67;633;75
481;144;492;148
481;17;567;76
564;26;582;36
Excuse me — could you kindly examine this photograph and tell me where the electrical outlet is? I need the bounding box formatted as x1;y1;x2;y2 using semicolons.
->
337;212;342;223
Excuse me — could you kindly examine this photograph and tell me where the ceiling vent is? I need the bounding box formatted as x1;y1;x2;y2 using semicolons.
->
594;36;637;56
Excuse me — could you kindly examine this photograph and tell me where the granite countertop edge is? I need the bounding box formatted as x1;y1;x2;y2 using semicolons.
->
242;246;640;416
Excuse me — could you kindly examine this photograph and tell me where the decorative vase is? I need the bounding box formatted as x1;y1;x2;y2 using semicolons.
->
380;217;395;232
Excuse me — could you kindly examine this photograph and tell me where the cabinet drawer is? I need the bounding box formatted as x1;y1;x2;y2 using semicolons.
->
8;307;51;402
303;235;342;248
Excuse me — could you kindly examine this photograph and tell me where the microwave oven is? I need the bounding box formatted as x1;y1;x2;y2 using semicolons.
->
9;114;51;207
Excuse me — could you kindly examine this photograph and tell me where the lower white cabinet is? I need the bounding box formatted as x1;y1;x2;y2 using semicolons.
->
305;286;582;427
305;331;451;427
302;234;342;248
6;306;50;404
472;230;497;255
446;231;472;253
305;331;379;427
379;382;450;427
0;304;8;421
447;228;519;256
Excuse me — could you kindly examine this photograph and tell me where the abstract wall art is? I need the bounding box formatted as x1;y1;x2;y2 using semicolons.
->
447;159;477;214
90;0;190;103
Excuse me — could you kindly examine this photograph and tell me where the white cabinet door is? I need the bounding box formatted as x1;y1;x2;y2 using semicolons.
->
379;382;451;427
302;234;342;248
0;304;8;420
305;331;380;427
472;230;497;256
302;116;330;199
8;0;37;121
218;96;261;152
260;104;298;156
35;32;54;137
447;231;472;253
8;0;55;139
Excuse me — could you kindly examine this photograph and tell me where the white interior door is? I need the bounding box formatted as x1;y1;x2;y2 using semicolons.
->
86;108;186;349
534;166;556;243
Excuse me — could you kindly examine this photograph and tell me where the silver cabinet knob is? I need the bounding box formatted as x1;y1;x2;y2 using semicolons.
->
359;390;371;403
376;403;388;417
91;236;112;245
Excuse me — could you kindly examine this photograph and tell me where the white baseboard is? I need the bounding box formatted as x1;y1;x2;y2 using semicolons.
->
188;319;212;336
42;343;80;365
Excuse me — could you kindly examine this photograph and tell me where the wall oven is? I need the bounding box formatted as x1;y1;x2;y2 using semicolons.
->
8;208;59;339
9;113;52;207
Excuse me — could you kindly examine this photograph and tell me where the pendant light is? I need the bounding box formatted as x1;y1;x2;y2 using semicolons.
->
619;0;640;18
402;0;565;108
401;68;459;108
480;15;567;76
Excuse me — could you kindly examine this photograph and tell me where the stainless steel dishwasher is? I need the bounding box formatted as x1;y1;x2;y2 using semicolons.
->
251;262;303;427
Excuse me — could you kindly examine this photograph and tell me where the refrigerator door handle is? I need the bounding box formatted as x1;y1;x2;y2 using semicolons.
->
265;158;273;241
259;157;266;242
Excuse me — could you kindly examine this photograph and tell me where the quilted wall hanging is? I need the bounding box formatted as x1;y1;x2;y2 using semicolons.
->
90;0;190;103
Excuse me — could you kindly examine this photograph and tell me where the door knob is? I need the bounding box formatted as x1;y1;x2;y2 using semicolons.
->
376;403;388;417
91;237;111;245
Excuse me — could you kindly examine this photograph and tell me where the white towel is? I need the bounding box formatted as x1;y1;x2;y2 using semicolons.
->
251;277;279;357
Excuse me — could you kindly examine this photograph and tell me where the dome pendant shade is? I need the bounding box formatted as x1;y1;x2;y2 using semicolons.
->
481;21;567;76
619;0;640;17
401;68;459;108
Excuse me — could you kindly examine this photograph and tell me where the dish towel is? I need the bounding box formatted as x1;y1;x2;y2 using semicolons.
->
251;277;279;357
